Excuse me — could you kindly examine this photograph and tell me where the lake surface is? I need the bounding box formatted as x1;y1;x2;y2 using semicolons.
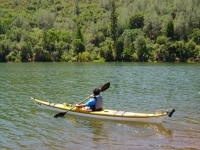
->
0;62;200;150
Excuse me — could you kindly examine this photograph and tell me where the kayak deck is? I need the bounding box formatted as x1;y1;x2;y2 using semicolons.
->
31;97;175;123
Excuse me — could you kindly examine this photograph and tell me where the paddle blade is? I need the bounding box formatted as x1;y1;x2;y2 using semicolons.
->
54;112;66;118
100;82;110;92
167;109;175;117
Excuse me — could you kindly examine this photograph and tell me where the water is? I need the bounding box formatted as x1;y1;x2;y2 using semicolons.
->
0;62;200;150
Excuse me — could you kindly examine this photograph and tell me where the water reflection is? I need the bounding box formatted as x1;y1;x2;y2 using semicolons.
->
64;115;172;138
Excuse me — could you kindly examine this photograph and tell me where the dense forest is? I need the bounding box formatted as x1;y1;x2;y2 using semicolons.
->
0;0;200;62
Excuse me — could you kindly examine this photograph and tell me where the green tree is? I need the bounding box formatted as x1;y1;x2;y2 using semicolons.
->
6;51;19;62
78;52;91;62
166;41;176;61
166;20;174;40
174;12;189;41
115;37;123;61
38;10;55;30
73;25;85;57
135;36;150;62
155;44;168;62
34;45;51;61
156;36;168;45
0;18;12;34
175;40;186;61
99;38;113;61
110;0;118;44
20;42;33;62
186;40;197;59
73;39;85;56
100;0;111;11
143;10;160;40
190;28;200;45
74;0;80;15
143;22;153;40
43;28;59;56
75;25;84;42
0;39;12;62
127;12;144;29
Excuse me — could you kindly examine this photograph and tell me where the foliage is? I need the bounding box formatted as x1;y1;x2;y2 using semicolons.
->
0;0;200;62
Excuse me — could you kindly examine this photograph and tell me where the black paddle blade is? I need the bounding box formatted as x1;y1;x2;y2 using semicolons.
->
100;82;110;92
167;109;175;117
54;112;66;118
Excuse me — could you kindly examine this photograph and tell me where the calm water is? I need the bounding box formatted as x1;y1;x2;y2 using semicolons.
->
0;62;200;150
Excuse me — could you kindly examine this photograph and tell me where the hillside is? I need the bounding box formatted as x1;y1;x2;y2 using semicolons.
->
0;0;200;62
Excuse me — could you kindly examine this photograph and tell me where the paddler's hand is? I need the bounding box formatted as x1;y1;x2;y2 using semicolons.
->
75;104;86;108
89;94;94;98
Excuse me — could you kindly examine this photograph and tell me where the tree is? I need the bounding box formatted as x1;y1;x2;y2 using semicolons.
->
115;37;123;61
78;52;91;62
75;25;84;42
110;0;118;44
38;10;55;30
143;10;161;40
74;0;80;15
166;41;176;62
135;36;150;61
0;39;12;62
156;36;168;45
190;28;200;45
174;40;186;61
155;44;168;62
34;45;51;61
99;38;113;61
100;0;111;11
20;42;33;62
186;40;197;59
43;28;59;55
166;20;174;40
127;12;144;29
73;39;84;55
174;12;189;41
0;18;12;34
73;25;85;57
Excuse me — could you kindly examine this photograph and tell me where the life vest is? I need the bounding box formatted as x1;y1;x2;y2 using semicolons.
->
90;95;103;111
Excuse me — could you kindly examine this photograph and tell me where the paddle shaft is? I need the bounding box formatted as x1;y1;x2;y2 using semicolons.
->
66;97;89;113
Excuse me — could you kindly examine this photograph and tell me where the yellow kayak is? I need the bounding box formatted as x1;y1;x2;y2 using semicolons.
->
31;97;175;123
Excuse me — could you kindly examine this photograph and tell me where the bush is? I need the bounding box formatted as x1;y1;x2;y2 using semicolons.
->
93;57;105;62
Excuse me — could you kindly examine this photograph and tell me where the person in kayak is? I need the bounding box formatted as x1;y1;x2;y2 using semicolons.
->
75;88;103;111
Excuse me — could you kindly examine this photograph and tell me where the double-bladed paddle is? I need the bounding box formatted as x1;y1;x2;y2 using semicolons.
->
54;82;110;118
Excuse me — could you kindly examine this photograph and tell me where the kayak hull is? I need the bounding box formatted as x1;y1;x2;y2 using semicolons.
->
31;97;174;123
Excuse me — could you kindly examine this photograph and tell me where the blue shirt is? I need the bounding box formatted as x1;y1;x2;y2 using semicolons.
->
85;98;96;107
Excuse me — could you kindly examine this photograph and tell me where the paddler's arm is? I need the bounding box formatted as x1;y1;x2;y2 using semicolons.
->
75;95;94;108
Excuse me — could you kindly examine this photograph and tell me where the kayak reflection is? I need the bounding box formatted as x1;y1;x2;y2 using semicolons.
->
65;115;172;139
